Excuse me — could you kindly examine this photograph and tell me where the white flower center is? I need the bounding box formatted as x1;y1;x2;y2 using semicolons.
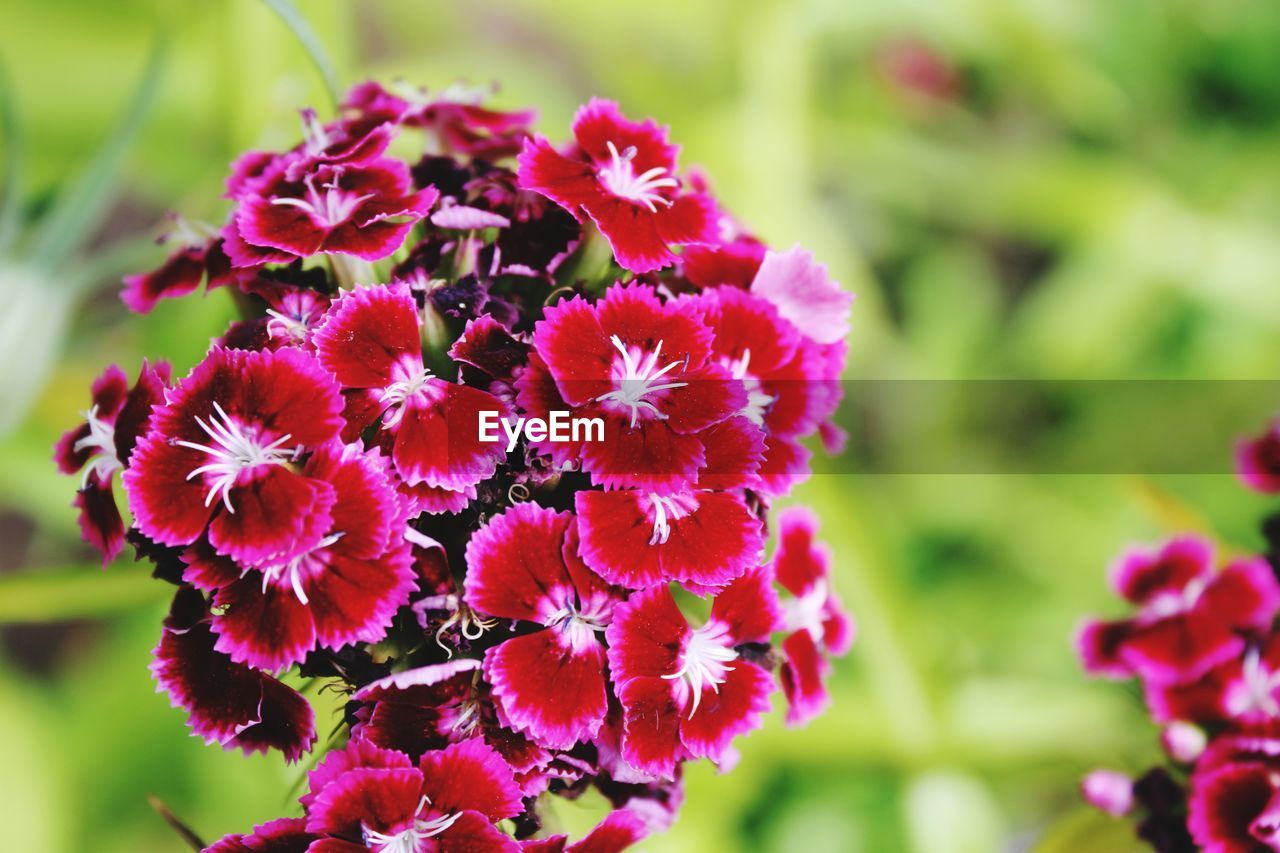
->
174;401;300;514
1227;647;1280;720
594;335;688;428
379;366;435;430
647;492;699;545
271;171;374;228
1143;576;1208;620
362;796;462;853
299;108;333;154
74;404;122;488
256;531;344;606
596;141;679;213
784;579;828;641
546;596;610;652
663;620;737;717
265;307;315;342
722;349;775;427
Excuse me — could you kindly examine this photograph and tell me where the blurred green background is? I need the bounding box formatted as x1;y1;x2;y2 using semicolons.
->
5;0;1280;850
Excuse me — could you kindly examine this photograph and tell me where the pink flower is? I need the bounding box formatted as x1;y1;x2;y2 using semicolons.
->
574;489;763;591
55;360;170;564
124;347;346;566
518;99;716;273
1078;536;1280;686
749;246;853;346
606;568;781;778
150;588;316;763
313;283;508;493
181;442;417;671
303;737;523;852
1238;420;1280;494
770;507;855;726
463;503;622;749
524;284;745;492
1188;737;1280;853
1080;769;1134;818
232;157;438;263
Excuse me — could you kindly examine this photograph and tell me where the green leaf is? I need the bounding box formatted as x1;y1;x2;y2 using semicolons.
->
0;565;168;624
26;36;165;269
261;0;340;108
0;59;22;255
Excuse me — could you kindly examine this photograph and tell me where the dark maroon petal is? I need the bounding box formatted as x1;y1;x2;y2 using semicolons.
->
113;359;171;465
301;738;412;811
416;737;523;822
305;547;417;653
203;817;315;852
1237;425;1280;493
124;433;217;546
212;576;319;671
1110;536;1214;606
485;630;609;749
74;479;125;566
151;588;316;763
305;766;423;838
1200;557;1280;633
1188;762;1276;853
678;661;773;763
121;245;207;313
207;468;337;566
449;315;528;383
1119;610;1244;685
433;810;521;852
780;629;831;727
1076;618;1135;679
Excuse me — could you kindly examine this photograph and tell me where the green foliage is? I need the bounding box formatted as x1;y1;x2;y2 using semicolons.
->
4;0;1280;850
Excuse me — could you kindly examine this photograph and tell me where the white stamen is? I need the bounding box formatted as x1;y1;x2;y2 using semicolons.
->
648;493;698;546
663;620;737;718
379;366;435;430
1227;647;1280;720
596;141;679;212
723;349;776;427
361;796;463;852
784;579;829;641
74;404;122;488
594;335;688;428
174;401;300;514
265;308;313;342
545;597;610;651
257;531;344;606
271;171;374;227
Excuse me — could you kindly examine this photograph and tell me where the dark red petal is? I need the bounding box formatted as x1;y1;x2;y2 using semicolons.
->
416;737;524;822
74;479;125;566
654;193;717;247
755;435;812;498
678;661;773;763
780;629;831;727
695;416;765;491
150;588;316;763
305;766;423;838
313;284;421;390
583;196;674;274
1076;619;1135;679
203;817;315;853
121;245;207;313
772;507;830;596
207;468;337;566
516;136;599;218
464;503;572;622
123;433;216;547
1110;536;1214;605
571;99;677;176
661;364;746;435
567;810;649;853
712;565;782;644
615;675;685;779
531;295;615;406
391;383;506;490
434;810;521;852
113;359;171;464
605;585;687;683
579;421;705;493
1187;762;1275;853
301;738;412;811
305;546;416;653
486;630;609;749
450;315;528;383
212;576;319;671
1119;610;1244;685
1200;558;1280;632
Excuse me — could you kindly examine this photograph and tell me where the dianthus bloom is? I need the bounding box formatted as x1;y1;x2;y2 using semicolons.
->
1076;429;1280;850
59;80;853;851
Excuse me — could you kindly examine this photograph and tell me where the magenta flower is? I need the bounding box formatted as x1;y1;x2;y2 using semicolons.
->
1077;536;1280;685
343;81;536;159
525;284;745;491
606;568;781;778
121;224;234;314
150;588;316;763
1238;419;1280;494
124;346;346;565
202;818;315;852
463;503;621;749
54;360;170;564
1187;736;1280;853
770;507;855;726
518;99;716;273
313;283;507;495
303;737;523;852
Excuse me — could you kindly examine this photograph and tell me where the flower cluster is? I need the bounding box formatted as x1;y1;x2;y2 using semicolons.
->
1077;488;1280;847
58;82;854;851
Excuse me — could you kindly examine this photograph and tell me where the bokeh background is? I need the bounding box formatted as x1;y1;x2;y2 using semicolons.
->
5;1;1280;850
